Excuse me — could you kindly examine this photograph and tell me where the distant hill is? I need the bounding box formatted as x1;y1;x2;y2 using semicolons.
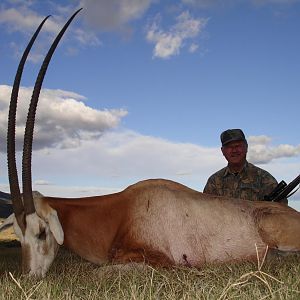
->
0;191;12;218
0;191;43;219
0;191;11;202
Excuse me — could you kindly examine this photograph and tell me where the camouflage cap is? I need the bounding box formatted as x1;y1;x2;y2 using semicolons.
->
220;129;247;146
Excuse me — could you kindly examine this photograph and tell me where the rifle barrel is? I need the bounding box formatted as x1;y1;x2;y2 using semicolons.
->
273;174;300;201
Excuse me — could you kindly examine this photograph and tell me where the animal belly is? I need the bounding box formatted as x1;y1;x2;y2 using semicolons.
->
120;194;269;267
129;216;268;267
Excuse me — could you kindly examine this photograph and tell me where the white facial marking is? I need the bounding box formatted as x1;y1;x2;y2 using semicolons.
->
22;213;59;277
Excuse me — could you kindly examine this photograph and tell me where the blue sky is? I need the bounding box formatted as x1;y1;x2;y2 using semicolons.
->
0;0;299;208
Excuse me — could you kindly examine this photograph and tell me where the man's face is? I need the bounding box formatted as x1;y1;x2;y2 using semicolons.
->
221;140;247;166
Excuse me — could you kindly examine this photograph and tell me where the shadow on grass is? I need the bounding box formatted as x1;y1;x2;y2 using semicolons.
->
0;241;83;276
0;240;21;275
0;239;20;248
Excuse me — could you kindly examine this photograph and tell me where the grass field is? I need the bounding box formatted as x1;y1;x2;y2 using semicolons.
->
1;227;300;299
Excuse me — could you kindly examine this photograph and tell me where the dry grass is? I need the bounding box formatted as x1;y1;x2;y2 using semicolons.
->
0;222;16;242
1;222;300;299
1;239;300;300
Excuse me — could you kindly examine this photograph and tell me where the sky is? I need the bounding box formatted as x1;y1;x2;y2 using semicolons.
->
0;0;299;209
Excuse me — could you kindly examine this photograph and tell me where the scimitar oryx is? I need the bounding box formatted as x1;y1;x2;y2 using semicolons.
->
1;9;300;278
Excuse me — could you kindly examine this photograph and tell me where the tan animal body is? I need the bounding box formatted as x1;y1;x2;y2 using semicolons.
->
39;180;300;267
1;9;300;278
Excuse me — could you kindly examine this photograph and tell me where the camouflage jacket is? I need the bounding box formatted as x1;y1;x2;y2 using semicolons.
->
203;162;288;203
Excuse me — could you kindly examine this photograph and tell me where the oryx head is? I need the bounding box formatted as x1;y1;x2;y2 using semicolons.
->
5;9;82;277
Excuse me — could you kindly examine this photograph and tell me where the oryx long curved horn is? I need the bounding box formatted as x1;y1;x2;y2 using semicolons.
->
8;15;50;233
22;8;83;215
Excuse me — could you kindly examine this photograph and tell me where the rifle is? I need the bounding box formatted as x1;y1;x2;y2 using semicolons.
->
264;174;300;202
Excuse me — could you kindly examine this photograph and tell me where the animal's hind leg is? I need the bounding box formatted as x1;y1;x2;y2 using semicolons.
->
258;210;300;252
110;246;174;267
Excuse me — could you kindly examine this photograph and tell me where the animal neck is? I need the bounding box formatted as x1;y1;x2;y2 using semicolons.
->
44;195;128;265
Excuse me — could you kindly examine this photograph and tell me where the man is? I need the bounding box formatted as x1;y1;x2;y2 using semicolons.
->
203;129;287;203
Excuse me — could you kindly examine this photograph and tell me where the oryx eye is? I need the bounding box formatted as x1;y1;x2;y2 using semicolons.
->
38;229;46;240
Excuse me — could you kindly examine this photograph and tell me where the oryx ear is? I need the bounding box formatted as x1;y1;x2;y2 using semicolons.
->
48;211;64;245
0;213;15;232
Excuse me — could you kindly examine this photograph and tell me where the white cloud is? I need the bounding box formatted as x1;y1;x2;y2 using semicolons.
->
0;3;100;62
34;179;51;186
0;7;56;34
0;128;224;196
181;0;228;8
189;43;199;53
182;0;300;6
0;86;299;172
0;0;157;62
0;85;127;152
248;135;272;145
79;0;153;31
248;135;300;164
1;128;299;200
146;11;208;59
252;0;300;4
73;27;102;46
0;181;121;198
